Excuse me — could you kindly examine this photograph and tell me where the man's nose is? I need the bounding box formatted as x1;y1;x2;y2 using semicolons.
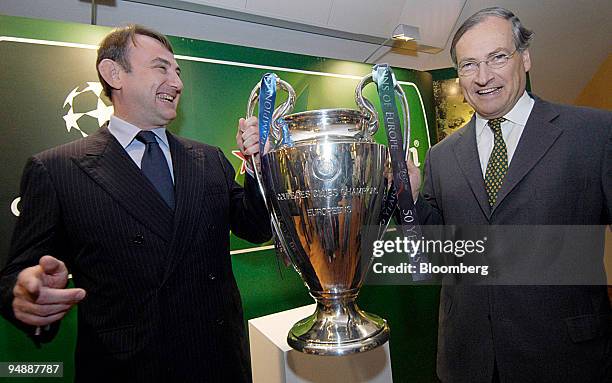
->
169;71;183;91
474;62;494;85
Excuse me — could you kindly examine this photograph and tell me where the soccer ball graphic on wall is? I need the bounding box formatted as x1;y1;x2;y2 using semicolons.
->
62;82;113;137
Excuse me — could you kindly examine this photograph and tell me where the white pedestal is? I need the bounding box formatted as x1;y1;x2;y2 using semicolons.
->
249;304;393;383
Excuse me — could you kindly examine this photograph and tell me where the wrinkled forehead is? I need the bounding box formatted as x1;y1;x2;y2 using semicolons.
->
456;17;515;59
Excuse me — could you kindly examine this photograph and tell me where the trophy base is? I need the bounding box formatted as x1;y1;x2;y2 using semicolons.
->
287;297;390;356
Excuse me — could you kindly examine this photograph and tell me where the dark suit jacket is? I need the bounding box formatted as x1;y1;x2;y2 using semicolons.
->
0;127;271;382
416;96;612;382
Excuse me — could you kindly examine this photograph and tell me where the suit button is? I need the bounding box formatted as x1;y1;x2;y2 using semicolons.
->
216;318;224;326
207;224;216;230
131;234;144;245
208;273;216;280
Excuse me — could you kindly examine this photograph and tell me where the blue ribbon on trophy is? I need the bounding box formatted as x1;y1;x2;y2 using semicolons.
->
257;73;293;151
257;73;278;154
372;64;431;281
255;73;294;270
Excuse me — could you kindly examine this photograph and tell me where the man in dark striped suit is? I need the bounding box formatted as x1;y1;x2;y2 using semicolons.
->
0;25;270;382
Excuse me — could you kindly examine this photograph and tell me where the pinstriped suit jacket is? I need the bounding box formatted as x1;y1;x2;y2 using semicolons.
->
416;97;612;383
0;126;271;382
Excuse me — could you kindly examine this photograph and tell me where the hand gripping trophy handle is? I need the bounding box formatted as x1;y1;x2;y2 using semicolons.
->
246;78;296;148
245;78;296;263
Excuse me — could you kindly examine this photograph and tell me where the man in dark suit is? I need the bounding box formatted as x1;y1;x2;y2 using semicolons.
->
408;7;611;383
0;25;271;382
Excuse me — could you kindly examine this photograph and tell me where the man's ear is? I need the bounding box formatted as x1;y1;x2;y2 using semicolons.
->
98;59;122;91
521;49;531;73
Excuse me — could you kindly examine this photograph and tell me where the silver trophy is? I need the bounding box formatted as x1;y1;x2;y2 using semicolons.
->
247;73;410;355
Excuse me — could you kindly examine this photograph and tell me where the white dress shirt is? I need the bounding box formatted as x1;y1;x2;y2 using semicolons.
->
107;115;175;182
475;91;535;176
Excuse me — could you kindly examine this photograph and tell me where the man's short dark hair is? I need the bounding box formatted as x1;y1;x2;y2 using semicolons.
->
450;7;534;67
96;24;174;100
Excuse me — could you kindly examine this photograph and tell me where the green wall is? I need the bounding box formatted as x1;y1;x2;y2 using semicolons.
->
0;14;440;382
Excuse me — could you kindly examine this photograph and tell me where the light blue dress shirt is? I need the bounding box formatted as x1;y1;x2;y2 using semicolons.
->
107;115;175;183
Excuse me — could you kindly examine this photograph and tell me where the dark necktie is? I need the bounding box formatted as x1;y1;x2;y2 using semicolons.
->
135;131;175;210
484;117;507;207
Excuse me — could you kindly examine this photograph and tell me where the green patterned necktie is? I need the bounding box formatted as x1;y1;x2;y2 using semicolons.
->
484;117;507;207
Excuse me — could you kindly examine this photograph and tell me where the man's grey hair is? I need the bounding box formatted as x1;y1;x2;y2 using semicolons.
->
450;7;534;66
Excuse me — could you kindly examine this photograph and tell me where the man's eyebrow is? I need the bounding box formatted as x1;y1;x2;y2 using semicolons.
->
151;57;171;66
151;57;181;73
459;47;510;62
487;47;509;56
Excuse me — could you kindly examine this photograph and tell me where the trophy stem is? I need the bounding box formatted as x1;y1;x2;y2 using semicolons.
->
287;290;390;356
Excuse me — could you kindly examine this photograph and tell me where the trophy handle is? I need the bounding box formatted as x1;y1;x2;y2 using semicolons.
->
244;75;296;200
246;77;296;146
245;76;296;266
394;84;412;157
355;75;379;137
355;74;411;154
358;72;413;240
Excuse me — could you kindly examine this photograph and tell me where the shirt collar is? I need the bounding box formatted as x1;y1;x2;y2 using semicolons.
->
475;91;534;135
107;115;170;149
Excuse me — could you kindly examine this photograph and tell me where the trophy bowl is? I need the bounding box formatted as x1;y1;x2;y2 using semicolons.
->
248;74;406;355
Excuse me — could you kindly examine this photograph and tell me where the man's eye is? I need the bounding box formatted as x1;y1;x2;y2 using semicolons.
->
460;62;476;71
491;54;508;63
157;66;167;73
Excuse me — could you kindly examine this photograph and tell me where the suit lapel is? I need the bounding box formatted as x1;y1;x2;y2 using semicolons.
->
161;133;208;284
453;117;491;219
493;97;562;211
72;127;174;241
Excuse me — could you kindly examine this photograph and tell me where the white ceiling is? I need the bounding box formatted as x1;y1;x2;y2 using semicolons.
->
1;0;611;105
182;0;466;50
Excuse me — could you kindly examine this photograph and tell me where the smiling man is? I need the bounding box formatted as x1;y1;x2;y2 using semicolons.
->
0;25;271;382
408;7;612;383
453;15;530;121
